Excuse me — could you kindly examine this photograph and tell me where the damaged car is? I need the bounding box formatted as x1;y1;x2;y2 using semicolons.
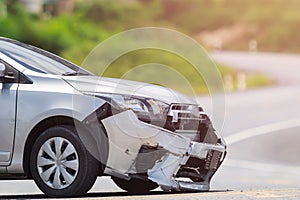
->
0;37;226;197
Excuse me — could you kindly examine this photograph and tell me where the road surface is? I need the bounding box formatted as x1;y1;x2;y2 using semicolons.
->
1;51;300;199
210;51;300;191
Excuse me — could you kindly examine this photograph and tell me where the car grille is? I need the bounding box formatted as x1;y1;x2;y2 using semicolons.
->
163;104;210;142
168;104;207;124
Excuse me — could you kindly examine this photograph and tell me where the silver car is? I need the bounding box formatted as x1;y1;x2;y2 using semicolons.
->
0;37;226;197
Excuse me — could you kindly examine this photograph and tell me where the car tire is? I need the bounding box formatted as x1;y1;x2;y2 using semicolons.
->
30;125;98;197
112;177;158;194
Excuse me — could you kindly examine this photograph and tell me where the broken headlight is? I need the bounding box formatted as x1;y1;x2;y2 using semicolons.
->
113;95;169;122
95;93;169;124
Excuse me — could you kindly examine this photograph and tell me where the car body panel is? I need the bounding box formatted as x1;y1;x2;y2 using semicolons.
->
63;76;196;105
6;75;106;173
0;83;18;164
0;53;23;165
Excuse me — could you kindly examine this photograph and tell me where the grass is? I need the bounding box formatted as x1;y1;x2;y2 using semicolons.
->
245;74;273;89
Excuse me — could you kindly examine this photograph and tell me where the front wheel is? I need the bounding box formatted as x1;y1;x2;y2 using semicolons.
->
30;125;98;197
112;177;158;194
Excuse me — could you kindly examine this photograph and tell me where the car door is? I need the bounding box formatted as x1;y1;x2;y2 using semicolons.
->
0;60;19;164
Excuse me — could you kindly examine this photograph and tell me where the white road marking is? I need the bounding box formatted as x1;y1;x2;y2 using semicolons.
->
223;118;300;175
225;118;300;145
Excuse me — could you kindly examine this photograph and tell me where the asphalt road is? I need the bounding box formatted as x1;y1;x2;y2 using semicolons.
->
210;51;300;191
1;51;300;199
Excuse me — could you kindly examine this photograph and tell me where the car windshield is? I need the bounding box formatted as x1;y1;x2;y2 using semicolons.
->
0;39;92;76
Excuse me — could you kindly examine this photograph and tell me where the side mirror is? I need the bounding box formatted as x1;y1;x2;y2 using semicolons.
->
0;63;5;77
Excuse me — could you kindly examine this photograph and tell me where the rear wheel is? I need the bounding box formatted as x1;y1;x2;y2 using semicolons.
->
30;125;99;197
112;177;158;194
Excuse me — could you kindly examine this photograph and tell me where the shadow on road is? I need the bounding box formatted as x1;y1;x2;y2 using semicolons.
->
0;190;231;199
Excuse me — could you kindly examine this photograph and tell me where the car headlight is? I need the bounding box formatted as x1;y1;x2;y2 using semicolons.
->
93;93;169;123
111;95;150;113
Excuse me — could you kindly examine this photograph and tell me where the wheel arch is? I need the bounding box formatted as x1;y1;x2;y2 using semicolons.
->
23;115;81;178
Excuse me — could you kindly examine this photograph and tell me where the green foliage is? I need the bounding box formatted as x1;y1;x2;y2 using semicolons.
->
0;0;273;94
97;48;209;94
0;2;109;56
75;0;162;31
2;0;300;54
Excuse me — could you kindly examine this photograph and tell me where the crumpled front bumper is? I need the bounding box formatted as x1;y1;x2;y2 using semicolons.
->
101;110;226;191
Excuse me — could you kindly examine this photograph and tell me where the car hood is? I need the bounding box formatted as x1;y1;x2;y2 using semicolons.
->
62;76;196;105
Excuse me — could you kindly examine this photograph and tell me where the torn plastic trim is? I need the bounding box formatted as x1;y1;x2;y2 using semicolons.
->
100;110;226;191
189;141;226;160
178;181;210;191
101;110;191;176
148;142;226;191
134;145;167;174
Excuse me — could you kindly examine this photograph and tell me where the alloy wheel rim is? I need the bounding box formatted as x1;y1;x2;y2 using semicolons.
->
37;137;79;189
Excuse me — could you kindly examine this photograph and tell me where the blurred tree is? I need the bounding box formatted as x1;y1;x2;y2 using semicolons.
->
140;0;153;4
161;0;189;19
20;0;42;14
6;0;19;14
55;0;74;15
0;0;7;17
44;0;74;16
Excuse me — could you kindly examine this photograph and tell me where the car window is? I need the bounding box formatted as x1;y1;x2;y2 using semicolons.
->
0;59;19;83
0;40;91;76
